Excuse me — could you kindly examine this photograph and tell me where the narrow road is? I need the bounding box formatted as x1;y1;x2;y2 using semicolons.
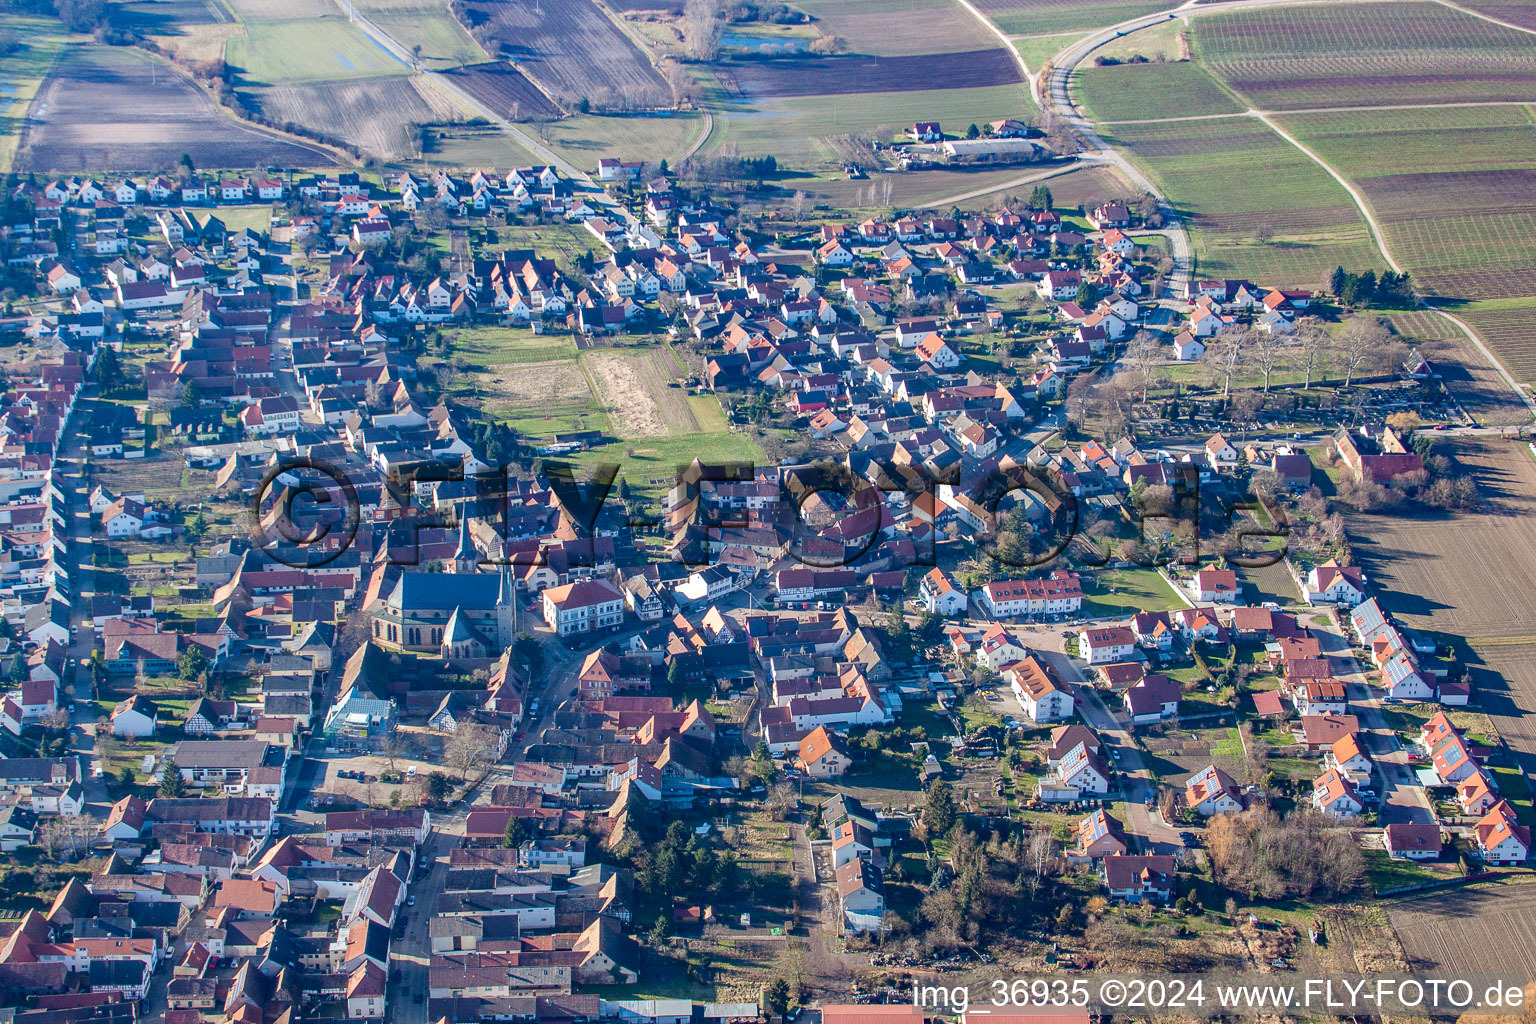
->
1043;651;1187;853
1310;612;1435;826
922;160;1084;209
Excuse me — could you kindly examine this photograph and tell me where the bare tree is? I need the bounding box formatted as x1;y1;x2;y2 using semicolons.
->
1296;323;1331;389
789;189;806;222
1212;331;1247;400
682;0;725;61
1025;829;1058;895
445;723;500;780
382;732;409;773
1125;330;1163;399
1338;316;1390;388
1249;330;1290;393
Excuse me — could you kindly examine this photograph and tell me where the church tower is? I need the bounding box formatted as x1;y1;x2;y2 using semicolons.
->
495;561;515;647
450;513;478;574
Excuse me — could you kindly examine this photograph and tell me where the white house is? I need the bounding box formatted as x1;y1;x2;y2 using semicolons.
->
1171;331;1205;361
919;568;967;617
1306;560;1367;606
1384;823;1442;861
1475;801;1530;865
1204;434;1239;472
1078;626;1136;666
542;579;624;637
1007;657;1075;723
111;696;159;738
1312;768;1364;820
1189;567;1241;604
1185;764;1243;816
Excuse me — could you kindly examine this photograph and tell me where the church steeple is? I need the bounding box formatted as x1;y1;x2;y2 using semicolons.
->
451;513;477;574
497;559;514;606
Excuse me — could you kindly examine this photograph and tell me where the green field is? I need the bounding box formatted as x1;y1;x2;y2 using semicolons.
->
542;111;709;169
1193;1;1536;110
0;15;69;172
1101;115;1385;287
451;326;580;366
1074;60;1241;122
361;6;486;67
225;17;412;83
1274;105;1536;379
976;0;1173;36
563;432;769;506
1080;567;1187;619
212;206;274;234
702;83;1033;167
1010;32;1086;74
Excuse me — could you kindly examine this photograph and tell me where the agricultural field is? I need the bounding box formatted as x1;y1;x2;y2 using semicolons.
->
1458;298;1536;385
250;73;474;158
1193;2;1536;109
790;0;999;56
1347;440;1536;765
972;0;1172;36
566;430;769;508
452;0;670;107
1275;105;1536;381
784;160;1119;213
1074;59;1241;122
584;348;700;437
1387;313;1529;425
441;61;562;120
1079;566;1187;619
539;111;707;167
1099;115;1384;287
356;4;487;67
1387;881;1536;976
715;47;1021;99
470;356;609;437
701;83;1030;167
225;17;411;83
0;14;69;173
15;44;337;171
1092;16;1185;61
1459;0;1536;28
447;325;580;368
107;0;241;63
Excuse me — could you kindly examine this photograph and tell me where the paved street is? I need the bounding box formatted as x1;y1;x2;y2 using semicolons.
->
1311;611;1436;826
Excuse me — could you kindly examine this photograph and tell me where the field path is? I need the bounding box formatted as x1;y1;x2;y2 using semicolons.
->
921;159;1088;207
1433;0;1536;35
1099;97;1536;126
1256;109;1536;421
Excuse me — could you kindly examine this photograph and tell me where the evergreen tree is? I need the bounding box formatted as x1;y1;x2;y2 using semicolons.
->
763;979;791;1017
1328;265;1348;296
95;347;121;389
503;815;528;849
886;604;910;658
6;652;25;684
158;757;186;797
922;778;957;838
1028;185;1053;210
